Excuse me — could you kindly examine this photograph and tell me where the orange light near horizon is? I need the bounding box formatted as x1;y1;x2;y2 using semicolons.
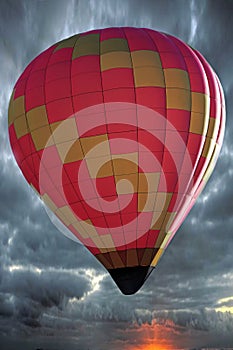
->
135;343;173;350
127;322;175;350
139;344;173;350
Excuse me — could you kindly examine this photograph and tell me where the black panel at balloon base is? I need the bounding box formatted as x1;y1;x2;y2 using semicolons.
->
108;266;154;295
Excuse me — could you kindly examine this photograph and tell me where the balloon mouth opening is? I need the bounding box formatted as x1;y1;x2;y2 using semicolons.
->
108;265;154;295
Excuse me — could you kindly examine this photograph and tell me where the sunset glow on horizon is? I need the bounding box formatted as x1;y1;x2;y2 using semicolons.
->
134;344;174;350
126;322;178;350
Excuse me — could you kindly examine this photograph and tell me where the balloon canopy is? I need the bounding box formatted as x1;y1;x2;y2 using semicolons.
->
8;27;225;294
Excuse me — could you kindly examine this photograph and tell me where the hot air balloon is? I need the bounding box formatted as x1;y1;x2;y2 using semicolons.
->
8;27;225;294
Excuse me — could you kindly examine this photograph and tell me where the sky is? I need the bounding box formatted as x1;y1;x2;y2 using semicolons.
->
0;0;233;349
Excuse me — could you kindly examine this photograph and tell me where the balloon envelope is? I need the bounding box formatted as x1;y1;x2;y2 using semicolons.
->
8;27;225;294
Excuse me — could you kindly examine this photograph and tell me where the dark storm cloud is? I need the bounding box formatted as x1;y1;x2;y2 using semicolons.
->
1;269;90;305
0;266;92;338
192;1;233;82
0;0;233;349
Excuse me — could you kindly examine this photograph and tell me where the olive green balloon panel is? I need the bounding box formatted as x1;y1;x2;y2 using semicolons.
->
8;28;225;294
